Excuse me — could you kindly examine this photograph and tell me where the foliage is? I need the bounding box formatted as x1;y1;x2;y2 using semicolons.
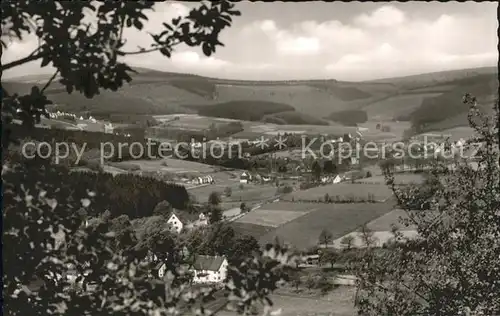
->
318;229;333;247
3;163;291;315
312;160;322;181
4;153;190;218
262;111;329;126
327;110;368;126
354;95;500;316
319;249;339;269
323;160;337;174
208;191;222;206
224;186;232;197
340;235;355;251
1;2;301;314
240;202;249;213
208;205;223;224
184;223;260;263
152;200;172;217
407;74;497;132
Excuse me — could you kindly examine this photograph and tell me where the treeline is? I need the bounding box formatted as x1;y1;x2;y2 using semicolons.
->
187;100;294;121
91;113;159;128
4;153;190;218
405;73;497;132
327;110;368;126
9;124;162;161
262;111;329;126
170;79;217;99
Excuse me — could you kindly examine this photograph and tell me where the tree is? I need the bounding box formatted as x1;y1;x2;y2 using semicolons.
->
208;205;223;224
359;224;376;248
318;229;333;248
289;272;302;292
152;200;172;217
319;249;338;269
208;191;222;206
323;160;336;174
230;234;260;262
340;234;355;251
354;95;500;316
224;186;232;197
240;202;248;213
2;2;297;314
312;160;322;181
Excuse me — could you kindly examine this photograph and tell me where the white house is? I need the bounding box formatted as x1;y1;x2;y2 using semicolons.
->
167;213;184;234
191;175;214;185
190;255;228;284
240;171;251;184
332;174;342;184
197;213;208;226
155;262;167;278
104;122;114;134
167;211;208;234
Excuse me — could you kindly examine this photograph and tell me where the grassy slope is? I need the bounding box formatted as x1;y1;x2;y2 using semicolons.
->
258;201;394;250
4;66;497;129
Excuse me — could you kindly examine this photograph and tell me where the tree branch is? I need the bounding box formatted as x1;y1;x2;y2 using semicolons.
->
117;46;162;56
41;70;60;93
1;50;45;72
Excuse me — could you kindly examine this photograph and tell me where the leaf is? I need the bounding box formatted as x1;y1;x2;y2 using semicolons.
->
133;19;143;30
41;56;51;67
202;43;211;56
159;47;171;57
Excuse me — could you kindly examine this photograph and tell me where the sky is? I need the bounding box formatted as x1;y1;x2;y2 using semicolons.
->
2;1;498;81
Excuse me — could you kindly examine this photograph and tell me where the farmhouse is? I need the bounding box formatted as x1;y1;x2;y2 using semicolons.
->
167;211;208;233
320;174;342;184
190;255;228;284
104;122;114;134
191;175;214;185
240;171;252;183
155;262;167;278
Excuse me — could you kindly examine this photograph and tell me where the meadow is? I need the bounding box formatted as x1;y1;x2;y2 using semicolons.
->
219;287;358;316
355;173;425;185
282;183;393;203
254;201;395;249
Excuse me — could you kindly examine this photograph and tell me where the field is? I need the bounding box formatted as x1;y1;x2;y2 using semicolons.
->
121;158;216;174
355;173;424;185
418;126;477;142
219;287;357;316
253;201;395;249
357;120;412;142
363;209;416;231
282;183;393;202
189;182;277;208
231;201;396;249
235;209;311;227
361;93;443;121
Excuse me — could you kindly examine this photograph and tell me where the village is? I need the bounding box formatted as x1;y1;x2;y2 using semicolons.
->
39;108;477;298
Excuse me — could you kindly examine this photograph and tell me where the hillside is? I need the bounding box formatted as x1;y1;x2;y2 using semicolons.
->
262;111;329;125
3;66;497;130
184;100;294;121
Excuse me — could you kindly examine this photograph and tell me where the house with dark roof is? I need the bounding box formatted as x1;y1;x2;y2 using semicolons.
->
190;255;228;284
